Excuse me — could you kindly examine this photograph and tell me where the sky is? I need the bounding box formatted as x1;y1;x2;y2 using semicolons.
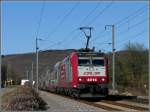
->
2;1;149;55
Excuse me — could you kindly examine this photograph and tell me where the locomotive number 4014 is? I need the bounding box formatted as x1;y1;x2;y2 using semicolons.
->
83;72;100;75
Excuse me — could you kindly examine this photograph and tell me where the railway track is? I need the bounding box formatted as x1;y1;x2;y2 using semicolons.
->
45;91;148;111
101;100;148;111
77;98;148;111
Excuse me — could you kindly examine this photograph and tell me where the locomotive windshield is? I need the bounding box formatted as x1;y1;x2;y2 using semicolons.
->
78;59;90;66
92;59;104;66
78;58;104;66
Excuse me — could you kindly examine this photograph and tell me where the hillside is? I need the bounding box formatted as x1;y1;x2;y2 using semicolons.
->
2;49;148;96
2;49;75;81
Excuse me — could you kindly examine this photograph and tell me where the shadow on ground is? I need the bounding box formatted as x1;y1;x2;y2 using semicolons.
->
82;95;137;102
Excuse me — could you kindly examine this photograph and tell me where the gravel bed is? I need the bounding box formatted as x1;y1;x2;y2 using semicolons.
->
40;91;106;112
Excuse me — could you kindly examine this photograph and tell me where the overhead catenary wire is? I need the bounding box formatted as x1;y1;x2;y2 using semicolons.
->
59;2;113;48
35;0;46;39
94;18;148;52
116;29;147;47
78;2;101;25
86;1;113;26
116;17;148;36
39;41;63;52
65;1;113;47
40;33;81;51
99;29;147;52
92;5;148;52
42;3;145;51
97;17;148;44
41;2;114;51
91;5;147;43
115;5;147;28
91;5;147;42
40;2;101;51
40;3;147;52
34;0;46;92
58;2;101;46
43;2;80;41
61;33;83;49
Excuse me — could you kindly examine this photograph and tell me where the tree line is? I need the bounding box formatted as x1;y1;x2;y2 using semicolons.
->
1;42;148;96
108;42;148;95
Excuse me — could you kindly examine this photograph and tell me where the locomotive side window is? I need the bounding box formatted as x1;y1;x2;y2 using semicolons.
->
78;59;90;66
68;58;72;81
65;58;69;82
92;59;104;66
55;71;57;79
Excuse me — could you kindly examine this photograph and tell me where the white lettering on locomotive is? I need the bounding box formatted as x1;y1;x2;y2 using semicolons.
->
78;66;105;76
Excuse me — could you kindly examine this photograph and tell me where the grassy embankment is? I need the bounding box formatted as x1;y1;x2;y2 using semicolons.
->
2;85;47;111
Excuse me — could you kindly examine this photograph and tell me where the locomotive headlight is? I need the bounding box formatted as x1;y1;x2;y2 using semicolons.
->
90;78;92;81
73;85;77;88
79;78;82;81
87;78;90;82
101;78;105;81
95;78;97;81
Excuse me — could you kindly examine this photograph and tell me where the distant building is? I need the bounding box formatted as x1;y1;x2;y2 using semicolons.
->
21;79;35;86
21;79;29;85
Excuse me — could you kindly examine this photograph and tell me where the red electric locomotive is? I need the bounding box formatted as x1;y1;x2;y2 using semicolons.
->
48;49;109;98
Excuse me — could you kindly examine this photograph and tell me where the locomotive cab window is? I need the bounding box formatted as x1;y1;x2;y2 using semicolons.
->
92;59;104;66
78;59;90;66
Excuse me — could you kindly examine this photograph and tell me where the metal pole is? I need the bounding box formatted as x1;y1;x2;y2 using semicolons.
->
7;63;9;82
36;38;39;92
26;70;29;80
105;25;115;93
6;63;10;86
148;25;150;112
31;62;33;87
148;1;150;109
112;25;115;92
0;22;1;111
